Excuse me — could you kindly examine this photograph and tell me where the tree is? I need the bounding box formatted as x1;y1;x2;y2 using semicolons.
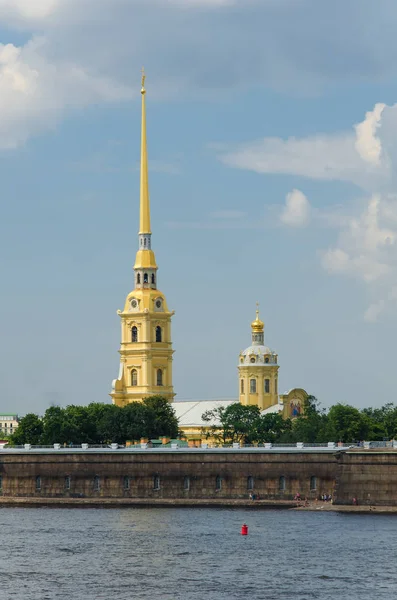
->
255;413;292;443
10;414;43;445
362;404;397;439
41;406;67;444
327;404;371;443
93;404;124;443
142;396;179;439
121;402;149;442
202;404;262;444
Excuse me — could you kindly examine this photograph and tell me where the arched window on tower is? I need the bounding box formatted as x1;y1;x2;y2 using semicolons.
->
157;369;163;386
151;274;155;285
144;238;147;247
137;273;141;284
156;326;162;342
131;369;138;387
131;326;138;343
143;273;148;284
240;379;244;394
264;379;270;393
250;379;257;393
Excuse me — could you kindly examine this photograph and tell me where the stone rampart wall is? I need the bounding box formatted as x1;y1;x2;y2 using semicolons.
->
334;449;397;506
0;450;337;500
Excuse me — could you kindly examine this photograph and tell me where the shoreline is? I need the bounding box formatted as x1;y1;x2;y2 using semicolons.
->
0;497;396;512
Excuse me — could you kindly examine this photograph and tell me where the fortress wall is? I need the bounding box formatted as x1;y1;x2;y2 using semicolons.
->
0;450;338;500
334;449;397;506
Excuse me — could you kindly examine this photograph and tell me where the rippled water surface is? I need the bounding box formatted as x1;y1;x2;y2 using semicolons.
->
0;507;396;599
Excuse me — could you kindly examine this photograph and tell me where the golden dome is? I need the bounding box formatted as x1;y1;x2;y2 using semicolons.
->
251;304;264;333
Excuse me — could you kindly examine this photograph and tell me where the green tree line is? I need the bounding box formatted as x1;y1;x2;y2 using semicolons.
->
10;396;179;446
202;397;397;444
8;395;397;447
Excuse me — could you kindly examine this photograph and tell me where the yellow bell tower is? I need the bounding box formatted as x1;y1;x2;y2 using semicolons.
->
238;305;279;410
110;70;175;406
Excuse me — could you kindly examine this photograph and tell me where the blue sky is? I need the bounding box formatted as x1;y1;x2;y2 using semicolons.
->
1;0;397;414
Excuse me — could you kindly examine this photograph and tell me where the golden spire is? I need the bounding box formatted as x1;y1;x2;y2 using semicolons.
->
139;67;151;234
251;302;264;333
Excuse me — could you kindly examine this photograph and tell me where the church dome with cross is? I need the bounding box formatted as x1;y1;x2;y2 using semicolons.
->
237;305;280;411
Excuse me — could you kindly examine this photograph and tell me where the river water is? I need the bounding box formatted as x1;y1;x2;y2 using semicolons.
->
0;507;395;599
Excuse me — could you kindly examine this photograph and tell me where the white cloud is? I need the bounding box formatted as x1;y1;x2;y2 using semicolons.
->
1;0;397;148
218;103;395;191
218;101;397;320
0;0;59;20
0;38;132;149
280;189;310;227
354;103;385;165
364;300;386;323
322;195;395;283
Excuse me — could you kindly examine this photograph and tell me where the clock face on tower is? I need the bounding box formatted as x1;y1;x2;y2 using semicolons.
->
131;299;138;310
156;299;162;308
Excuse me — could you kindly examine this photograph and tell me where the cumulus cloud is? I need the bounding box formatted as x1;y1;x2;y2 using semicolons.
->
218;103;395;190
0;0;59;20
280;189;310;227
354;103;385;165
1;0;397;147
0;39;132;149
218;100;397;320
322;195;395;294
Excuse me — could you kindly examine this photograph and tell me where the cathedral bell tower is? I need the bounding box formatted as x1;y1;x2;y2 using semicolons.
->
110;71;175;406
238;305;279;410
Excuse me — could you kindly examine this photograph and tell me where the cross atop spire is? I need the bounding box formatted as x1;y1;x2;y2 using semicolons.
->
141;66;146;94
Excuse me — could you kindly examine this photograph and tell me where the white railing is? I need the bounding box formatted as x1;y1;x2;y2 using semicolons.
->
0;441;356;452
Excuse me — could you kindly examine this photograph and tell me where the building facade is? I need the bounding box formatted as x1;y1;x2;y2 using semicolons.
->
0;415;19;437
110;72;175;406
238;306;279;410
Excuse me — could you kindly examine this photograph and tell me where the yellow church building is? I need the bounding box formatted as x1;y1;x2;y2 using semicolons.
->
110;72;308;440
110;71;175;406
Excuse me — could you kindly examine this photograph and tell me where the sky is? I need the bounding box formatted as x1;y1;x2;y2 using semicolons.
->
1;0;397;415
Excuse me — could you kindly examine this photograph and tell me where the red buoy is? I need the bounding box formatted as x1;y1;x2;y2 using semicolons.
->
241;523;248;535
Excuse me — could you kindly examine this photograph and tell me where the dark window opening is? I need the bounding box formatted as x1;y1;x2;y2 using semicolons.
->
131;369;138;387
143;273;148;284
131;326;138;343
157;369;163;386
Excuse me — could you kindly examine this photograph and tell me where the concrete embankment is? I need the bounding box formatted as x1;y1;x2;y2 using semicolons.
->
0;497;396;513
0;497;298;509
